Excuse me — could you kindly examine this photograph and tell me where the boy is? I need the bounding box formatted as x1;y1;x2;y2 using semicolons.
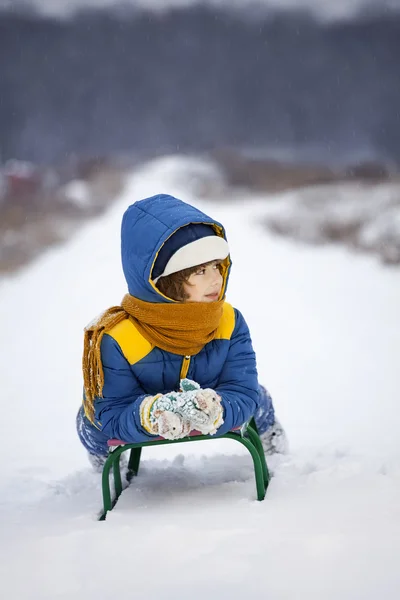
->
77;193;287;470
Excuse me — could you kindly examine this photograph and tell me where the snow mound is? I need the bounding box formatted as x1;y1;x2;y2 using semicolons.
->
265;181;400;264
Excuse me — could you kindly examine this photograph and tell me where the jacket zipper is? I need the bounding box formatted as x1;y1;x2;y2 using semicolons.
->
180;355;191;380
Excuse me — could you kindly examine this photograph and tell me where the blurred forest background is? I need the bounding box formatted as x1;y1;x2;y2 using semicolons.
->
1;0;400;273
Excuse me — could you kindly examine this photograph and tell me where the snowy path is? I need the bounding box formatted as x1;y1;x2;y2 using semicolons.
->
0;157;399;599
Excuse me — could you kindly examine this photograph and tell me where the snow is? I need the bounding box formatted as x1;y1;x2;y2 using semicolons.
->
61;179;90;208
264;181;400;265
1;156;400;599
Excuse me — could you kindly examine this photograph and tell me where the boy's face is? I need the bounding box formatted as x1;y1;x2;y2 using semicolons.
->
183;260;223;303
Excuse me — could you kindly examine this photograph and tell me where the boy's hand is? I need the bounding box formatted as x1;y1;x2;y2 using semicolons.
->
189;388;224;435
139;381;224;440
155;410;191;440
140;393;191;439
179;379;224;435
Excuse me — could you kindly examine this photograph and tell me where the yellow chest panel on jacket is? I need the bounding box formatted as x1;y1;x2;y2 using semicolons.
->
107;302;236;365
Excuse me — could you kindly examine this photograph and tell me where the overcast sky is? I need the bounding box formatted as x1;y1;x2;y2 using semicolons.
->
1;0;400;21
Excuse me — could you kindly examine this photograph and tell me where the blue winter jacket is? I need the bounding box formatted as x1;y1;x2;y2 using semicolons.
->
84;194;261;444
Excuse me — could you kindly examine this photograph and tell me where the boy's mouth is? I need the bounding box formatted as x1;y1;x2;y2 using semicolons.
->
205;291;220;300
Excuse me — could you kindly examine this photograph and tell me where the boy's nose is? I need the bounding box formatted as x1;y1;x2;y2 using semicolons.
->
211;270;222;285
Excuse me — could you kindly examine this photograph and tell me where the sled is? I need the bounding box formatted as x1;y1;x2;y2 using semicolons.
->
99;419;270;520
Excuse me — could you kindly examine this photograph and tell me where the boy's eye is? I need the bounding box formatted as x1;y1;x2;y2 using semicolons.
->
194;262;221;276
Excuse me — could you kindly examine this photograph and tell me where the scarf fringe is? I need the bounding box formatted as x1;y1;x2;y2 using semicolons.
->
82;306;128;423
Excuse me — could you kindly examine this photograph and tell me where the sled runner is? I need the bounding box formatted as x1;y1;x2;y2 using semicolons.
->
99;420;269;520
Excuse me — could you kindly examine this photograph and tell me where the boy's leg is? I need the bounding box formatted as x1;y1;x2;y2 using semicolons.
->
255;385;288;455
76;405;110;472
254;385;275;434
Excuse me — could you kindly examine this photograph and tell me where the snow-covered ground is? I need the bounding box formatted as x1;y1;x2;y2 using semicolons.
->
0;156;399;599
264;181;400;265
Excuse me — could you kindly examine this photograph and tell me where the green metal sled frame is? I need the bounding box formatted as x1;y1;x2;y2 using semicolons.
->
99;423;270;520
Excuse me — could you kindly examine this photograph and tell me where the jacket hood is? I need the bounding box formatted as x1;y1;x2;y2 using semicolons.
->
121;194;231;303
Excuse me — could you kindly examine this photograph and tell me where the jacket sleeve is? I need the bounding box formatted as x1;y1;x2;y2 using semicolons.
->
214;309;260;435
92;333;156;442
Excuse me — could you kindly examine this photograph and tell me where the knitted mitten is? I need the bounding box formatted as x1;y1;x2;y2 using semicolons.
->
180;379;224;435
140;393;191;440
155;410;191;440
140;379;224;439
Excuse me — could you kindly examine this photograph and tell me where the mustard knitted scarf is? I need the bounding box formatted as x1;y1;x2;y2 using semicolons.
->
82;293;224;423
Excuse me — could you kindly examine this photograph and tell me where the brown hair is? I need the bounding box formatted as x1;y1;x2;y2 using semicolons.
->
155;260;223;301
